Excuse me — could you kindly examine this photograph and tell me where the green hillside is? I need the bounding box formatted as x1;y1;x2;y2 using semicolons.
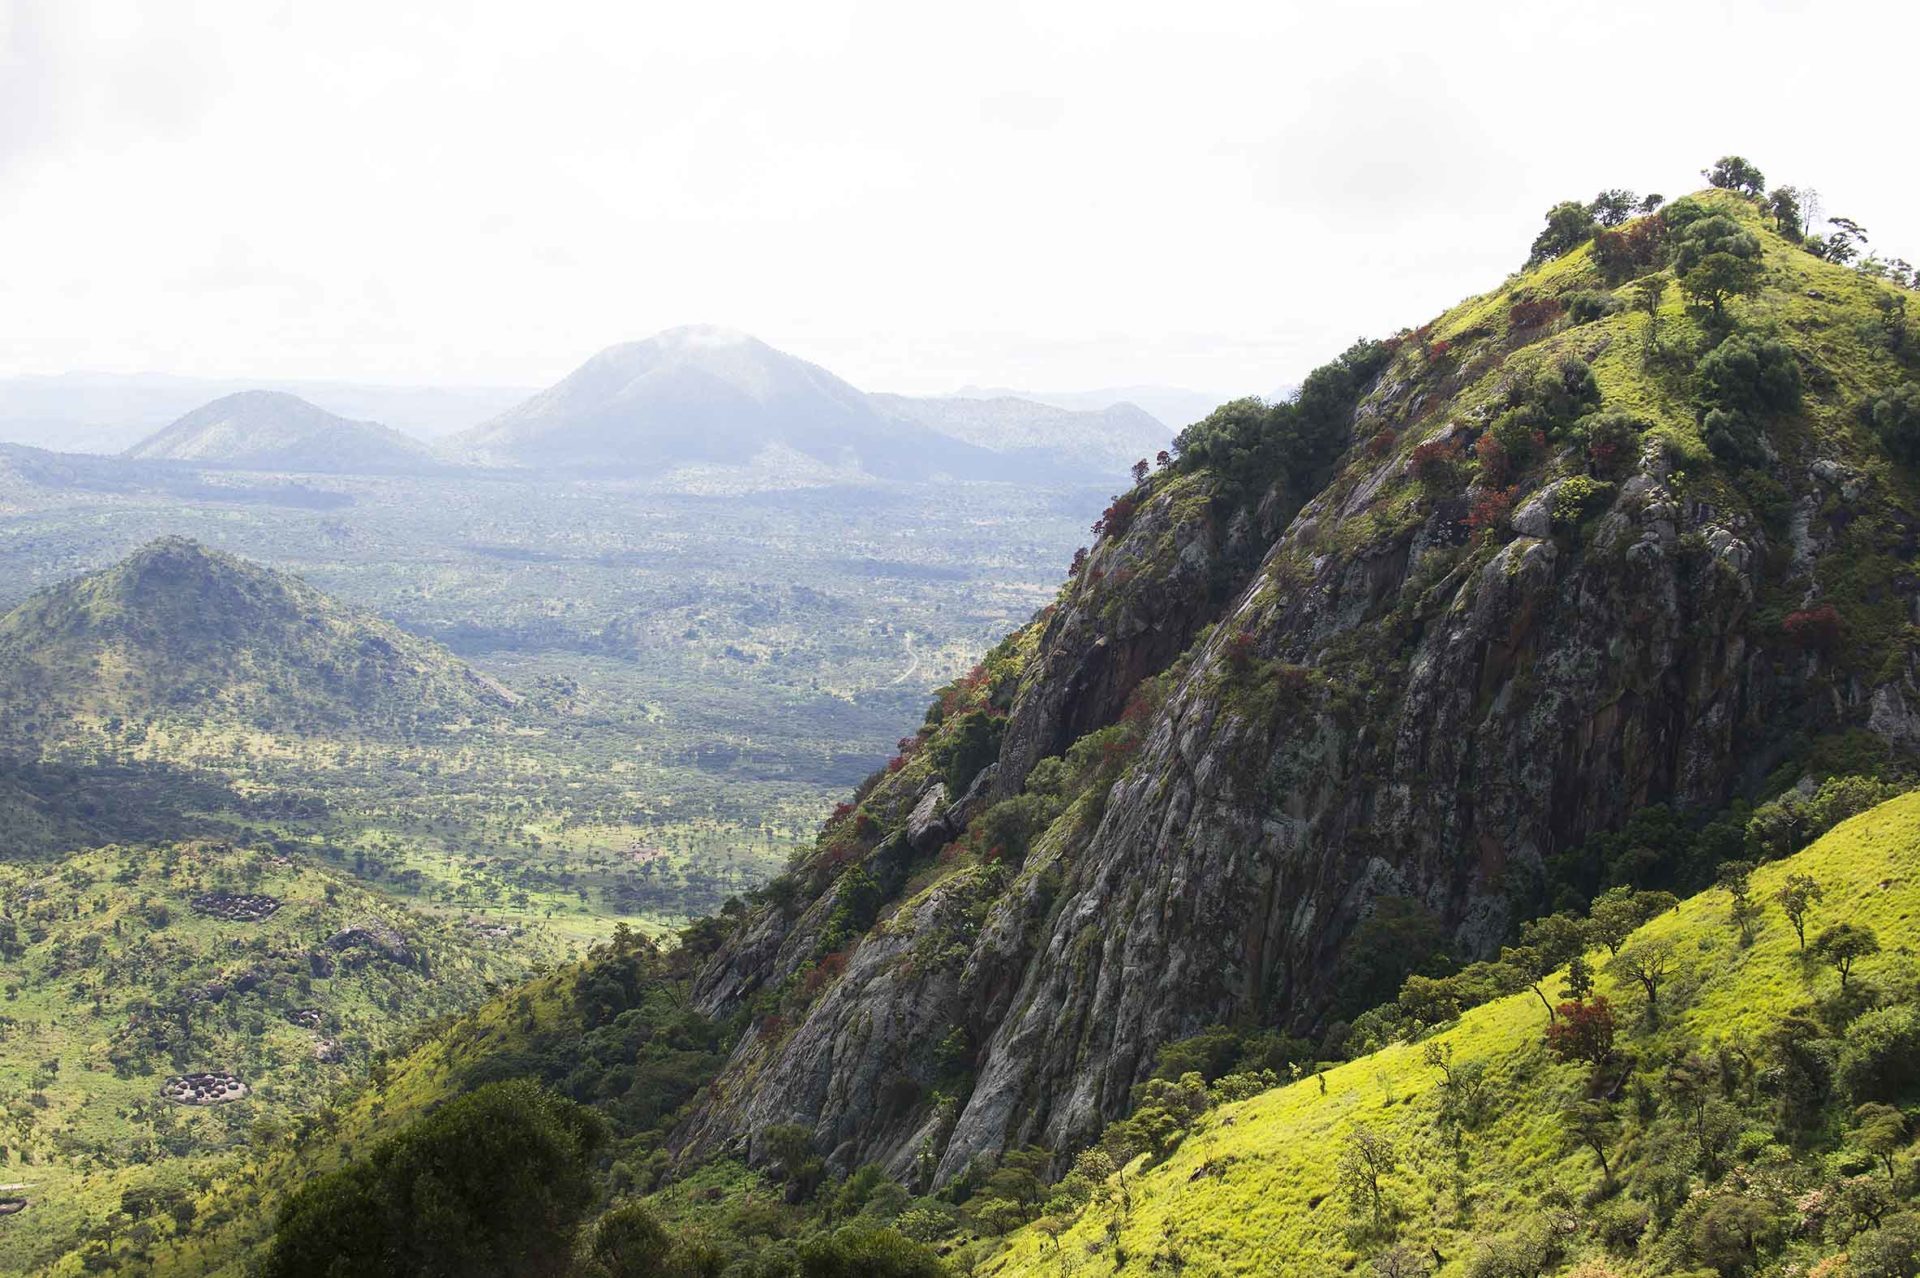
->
0;536;517;747
987;792;1920;1277
0;839;557;1276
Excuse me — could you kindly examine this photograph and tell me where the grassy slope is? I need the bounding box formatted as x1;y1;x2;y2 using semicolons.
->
1413;190;1909;484
989;792;1920;1277
0;841;560;1276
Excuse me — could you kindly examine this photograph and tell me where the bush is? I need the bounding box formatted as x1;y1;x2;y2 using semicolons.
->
1509;296;1565;330
1171;340;1391;492
1592;1198;1651;1253
1703;155;1766;197
265;1081;605;1278
929;709;1004;794
1552;476;1614;530
1474;432;1513;486
1869;382;1920;465
1579;411;1643;475
799;1225;949;1278
1782;605;1843;654
1839;1005;1920;1102
1850;1212;1920;1278
1746;774;1901;860
1682;1192;1777;1274
1534;355;1604;431
1410;436;1466;492
1698;334;1801;463
589;1203;674;1278
1672;215;1762;276
1592;220;1666;282
1566;290;1625;324
1333;896;1449;1020
1466;487;1515;541
1697;334;1802;416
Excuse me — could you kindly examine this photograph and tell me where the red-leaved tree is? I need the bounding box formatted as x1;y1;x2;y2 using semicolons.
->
1545;996;1616;1066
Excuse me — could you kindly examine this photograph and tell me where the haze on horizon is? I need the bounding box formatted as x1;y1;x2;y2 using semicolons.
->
2;0;1914;401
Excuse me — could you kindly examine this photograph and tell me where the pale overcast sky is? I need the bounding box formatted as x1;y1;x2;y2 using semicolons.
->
1;0;1914;397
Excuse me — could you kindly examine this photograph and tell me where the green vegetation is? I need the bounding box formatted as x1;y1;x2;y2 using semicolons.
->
0;840;551;1276
265;1080;604;1278
987;793;1920;1276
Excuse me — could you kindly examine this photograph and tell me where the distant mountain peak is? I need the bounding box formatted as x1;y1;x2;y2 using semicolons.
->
124;390;438;475
456;328;999;481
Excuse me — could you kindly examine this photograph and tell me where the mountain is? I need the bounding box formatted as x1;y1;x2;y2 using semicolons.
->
455;326;1006;482
870;392;1171;482
668;188;1920;1184
953;383;1223;431
0;372;532;454
123;390;441;474
0;536;515;743
45;178;1920;1278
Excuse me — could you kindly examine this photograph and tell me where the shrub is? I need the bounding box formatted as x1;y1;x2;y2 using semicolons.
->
929;708;1004;793
1509;295;1565;330
1465;487;1515;541
1474;432;1513;487
1593;1198;1651;1253
1850;1212;1920;1278
1672;214;1762;275
1869;382;1920;465
1592;219;1666;282
1746;774;1902;860
1552;476;1614;530
1682;1192;1777;1274
1092;493;1139;538
589;1203;674;1278
1410;435;1466;492
1698;334;1802;416
799;1224;949;1278
1566;290;1625;324
1171;340;1391;492
1783;604;1843;654
1533;355;1603;435
1580;411;1642;474
1670;213;1764;318
1838;1006;1920;1102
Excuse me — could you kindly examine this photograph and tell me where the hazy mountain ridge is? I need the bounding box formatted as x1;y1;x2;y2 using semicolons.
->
870;392;1170;480
456;327;1190;486
124;390;441;475
454;326;996;481
0;372;533;453
952;383;1223;433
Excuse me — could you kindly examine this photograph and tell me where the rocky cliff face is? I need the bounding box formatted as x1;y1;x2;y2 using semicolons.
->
678;190;1920;1185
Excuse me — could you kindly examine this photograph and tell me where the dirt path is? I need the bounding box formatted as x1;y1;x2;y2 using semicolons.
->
888;632;920;686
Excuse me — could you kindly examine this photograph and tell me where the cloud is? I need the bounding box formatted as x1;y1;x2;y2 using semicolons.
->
0;0;1914;397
